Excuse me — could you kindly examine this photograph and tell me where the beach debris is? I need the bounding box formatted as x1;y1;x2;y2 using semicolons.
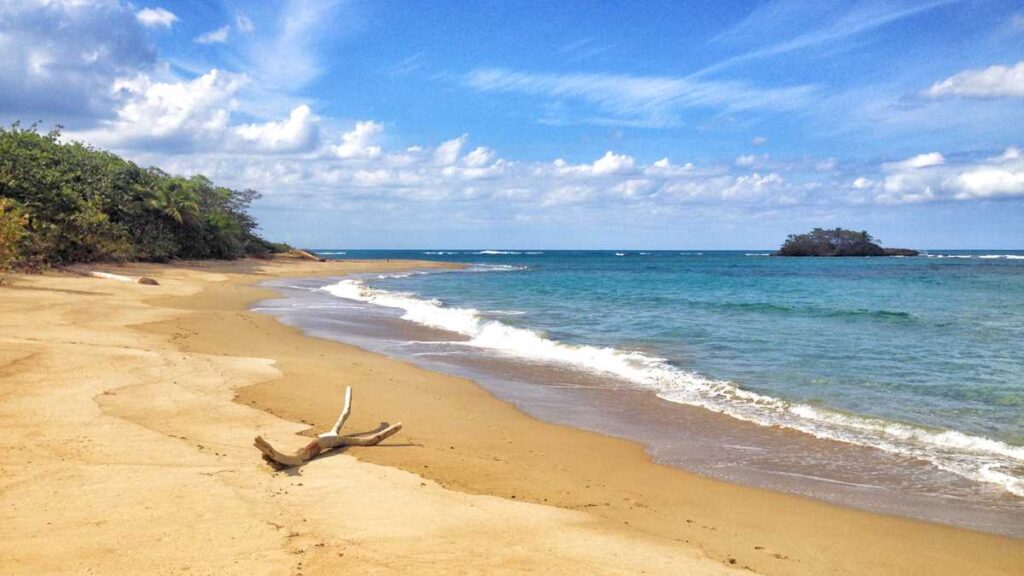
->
290;249;326;262
60;267;159;285
254;387;402;468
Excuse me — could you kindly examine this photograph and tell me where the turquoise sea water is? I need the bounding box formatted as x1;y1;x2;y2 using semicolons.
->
310;249;1024;500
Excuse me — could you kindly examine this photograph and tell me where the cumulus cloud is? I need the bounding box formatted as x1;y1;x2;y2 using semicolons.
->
463;147;496;168
333;121;384;159
952;167;1024;199
136;7;177;28
434;135;467;165
924;61;1024;99
874;147;1024;203
552;151;636;177
67;65;333;155
73;69;246;149
591;151;635;175
234;105;319;153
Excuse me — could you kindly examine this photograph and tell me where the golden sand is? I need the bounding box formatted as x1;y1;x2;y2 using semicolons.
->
1;256;1020;574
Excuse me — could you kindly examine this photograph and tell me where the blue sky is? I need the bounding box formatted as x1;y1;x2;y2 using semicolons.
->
2;1;1023;248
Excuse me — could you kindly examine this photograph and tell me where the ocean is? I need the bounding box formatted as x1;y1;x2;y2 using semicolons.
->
255;250;1024;536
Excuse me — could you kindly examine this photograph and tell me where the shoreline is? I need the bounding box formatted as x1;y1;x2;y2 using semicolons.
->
2;257;1021;574
273;269;1023;534
233;263;1023;574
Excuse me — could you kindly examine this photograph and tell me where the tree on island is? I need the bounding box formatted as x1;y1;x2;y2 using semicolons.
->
777;228;918;257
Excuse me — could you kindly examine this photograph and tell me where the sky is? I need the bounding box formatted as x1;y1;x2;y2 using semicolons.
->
1;0;1023;249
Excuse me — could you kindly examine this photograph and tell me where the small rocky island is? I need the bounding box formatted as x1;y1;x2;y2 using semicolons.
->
777;228;919;257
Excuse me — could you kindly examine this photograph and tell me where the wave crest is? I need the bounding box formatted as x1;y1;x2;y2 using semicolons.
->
319;276;1024;497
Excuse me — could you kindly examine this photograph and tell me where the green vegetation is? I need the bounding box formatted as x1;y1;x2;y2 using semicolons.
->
0;123;285;271
777;227;918;257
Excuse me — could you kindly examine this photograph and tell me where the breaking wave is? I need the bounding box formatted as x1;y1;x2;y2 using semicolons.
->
319;275;1024;497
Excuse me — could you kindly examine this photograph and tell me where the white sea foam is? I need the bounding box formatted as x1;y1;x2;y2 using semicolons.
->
467;264;527;272
318;276;1024;497
423;251;460;255
926;254;1024;260
615;252;625;256
316;251;347;255
745;253;771;257
476;250;522;255
487;309;527;316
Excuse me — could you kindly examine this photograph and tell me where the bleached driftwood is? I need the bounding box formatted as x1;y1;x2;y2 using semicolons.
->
291;249;325;262
254;387;402;468
61;268;159;285
86;271;159;285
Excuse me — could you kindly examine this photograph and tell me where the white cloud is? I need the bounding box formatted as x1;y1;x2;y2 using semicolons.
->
751;136;767;147
195;26;230;45
736;154;757;167
591;151;635;175
334;121;384;159
876;146;1024;203
924;61;1024;99
852;177;873;189
234;105;319;153
71;69;248;149
728;172;784;199
952;169;1024;199
883;152;945;171
434;135;467;165
542;184;594;206
136;7;177;28
996;146;1021;161
463;146;496;168
614;179;654;198
552;151;636;177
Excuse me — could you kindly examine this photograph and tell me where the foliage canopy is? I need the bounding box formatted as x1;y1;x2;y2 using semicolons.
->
777;227;905;257
0;124;284;270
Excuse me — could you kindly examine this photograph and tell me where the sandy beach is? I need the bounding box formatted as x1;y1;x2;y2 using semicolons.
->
1;256;1021;575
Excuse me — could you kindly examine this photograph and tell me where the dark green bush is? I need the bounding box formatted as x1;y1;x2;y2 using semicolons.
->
0;123;282;270
778;228;885;257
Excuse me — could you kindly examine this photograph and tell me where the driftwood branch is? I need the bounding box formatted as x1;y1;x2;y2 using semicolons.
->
291;249;325;262
60;267;159;285
254;386;401;468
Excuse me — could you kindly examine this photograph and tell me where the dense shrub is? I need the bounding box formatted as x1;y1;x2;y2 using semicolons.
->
0;124;284;270
778;228;885;257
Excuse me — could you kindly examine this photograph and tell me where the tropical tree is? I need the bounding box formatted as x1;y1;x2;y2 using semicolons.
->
0;123;282;270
